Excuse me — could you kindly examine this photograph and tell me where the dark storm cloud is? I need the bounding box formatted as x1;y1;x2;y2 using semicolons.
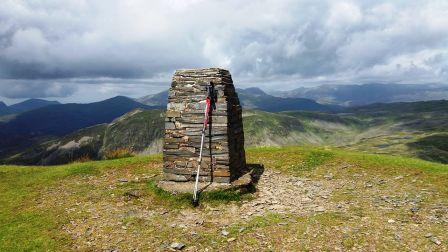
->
0;0;447;99
0;80;77;99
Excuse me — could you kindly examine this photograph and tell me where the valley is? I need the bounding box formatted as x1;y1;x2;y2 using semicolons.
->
1;85;447;166
1;98;447;165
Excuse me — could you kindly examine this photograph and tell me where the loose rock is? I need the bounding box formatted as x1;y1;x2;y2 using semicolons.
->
124;189;145;198
84;228;93;237
324;174;334;180
315;206;325;212
430;237;442;246
170;242;185;250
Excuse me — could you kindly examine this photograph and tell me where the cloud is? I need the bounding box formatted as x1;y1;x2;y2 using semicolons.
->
0;0;447;100
0;80;77;99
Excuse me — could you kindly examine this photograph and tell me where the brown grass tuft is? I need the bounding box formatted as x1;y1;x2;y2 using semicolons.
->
104;148;134;160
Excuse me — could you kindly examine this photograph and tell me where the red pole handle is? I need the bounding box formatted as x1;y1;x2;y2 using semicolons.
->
203;97;211;128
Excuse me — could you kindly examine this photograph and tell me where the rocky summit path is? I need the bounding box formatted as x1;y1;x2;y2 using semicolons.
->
238;169;336;218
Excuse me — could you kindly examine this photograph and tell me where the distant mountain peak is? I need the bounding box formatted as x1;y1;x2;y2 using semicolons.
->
0;98;61;116
242;87;267;96
138;86;335;112
0;101;9;116
9;99;60;113
137;90;169;107
26;98;58;102
15;98;59;104
105;95;132;101
96;96;144;105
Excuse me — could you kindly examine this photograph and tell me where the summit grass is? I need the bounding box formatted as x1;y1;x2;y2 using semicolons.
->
0;156;156;251
1;146;447;251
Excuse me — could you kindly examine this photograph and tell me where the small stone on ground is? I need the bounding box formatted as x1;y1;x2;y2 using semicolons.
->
430;237;442;246
170;242;185;250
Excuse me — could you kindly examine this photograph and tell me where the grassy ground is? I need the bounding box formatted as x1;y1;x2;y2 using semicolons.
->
1;147;447;251
0;156;158;251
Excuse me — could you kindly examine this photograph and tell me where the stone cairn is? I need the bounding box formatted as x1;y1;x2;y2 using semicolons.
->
163;68;246;183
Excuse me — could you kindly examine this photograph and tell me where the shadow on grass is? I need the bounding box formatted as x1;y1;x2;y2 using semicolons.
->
249;163;265;184
407;134;448;164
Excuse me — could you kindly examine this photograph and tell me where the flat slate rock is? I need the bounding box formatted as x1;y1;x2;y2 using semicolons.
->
158;181;232;194
157;171;254;194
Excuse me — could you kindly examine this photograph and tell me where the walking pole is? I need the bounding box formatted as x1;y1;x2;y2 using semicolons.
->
193;83;215;206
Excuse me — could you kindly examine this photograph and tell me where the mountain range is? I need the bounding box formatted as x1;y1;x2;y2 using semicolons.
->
0;99;60;116
1;84;448;165
0;96;156;160
273;83;448;106
3;99;448;165
137;87;339;112
5;109;164;165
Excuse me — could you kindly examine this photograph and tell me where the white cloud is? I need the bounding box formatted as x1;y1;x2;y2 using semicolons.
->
203;37;232;68
3;28;50;64
326;1;363;29
0;0;447;100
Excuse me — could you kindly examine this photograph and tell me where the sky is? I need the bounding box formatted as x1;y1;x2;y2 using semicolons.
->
1;0;448;104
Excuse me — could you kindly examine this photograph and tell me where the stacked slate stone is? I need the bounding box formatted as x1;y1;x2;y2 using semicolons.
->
163;68;246;183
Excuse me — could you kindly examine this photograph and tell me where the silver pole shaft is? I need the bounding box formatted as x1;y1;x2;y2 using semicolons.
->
193;102;209;202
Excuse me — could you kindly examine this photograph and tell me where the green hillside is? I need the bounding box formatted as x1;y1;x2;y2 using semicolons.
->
0;96;154;159
341;100;448;163
5;124;108;165
244;100;448;163
243;110;364;146
100;109;164;156
4;109;164;165
3;100;448;165
1;147;447;251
